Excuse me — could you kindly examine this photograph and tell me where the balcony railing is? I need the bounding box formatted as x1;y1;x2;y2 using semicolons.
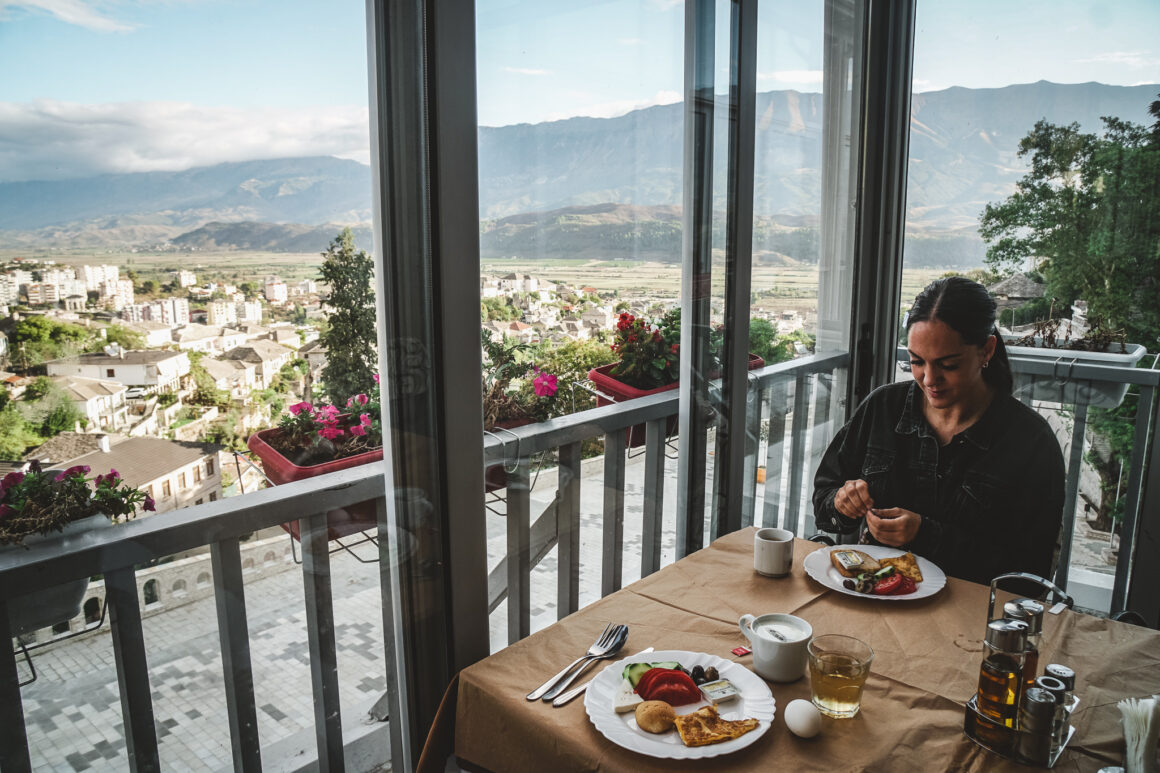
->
3;349;1154;771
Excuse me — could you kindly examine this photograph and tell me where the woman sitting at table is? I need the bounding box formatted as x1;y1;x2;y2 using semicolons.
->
812;276;1065;585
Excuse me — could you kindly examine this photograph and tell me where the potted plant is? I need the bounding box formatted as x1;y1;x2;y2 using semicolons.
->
1;462;153;636
482;333;563;492
587;309;764;445
246;377;384;540
1003;314;1147;408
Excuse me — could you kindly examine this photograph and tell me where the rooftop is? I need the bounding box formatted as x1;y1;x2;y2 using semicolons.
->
60;350;185;366
51;374;126;401
23;431;116;464
62;437;222;487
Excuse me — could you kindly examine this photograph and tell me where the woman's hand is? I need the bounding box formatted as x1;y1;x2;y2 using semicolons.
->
866;507;922;546
834;479;874;520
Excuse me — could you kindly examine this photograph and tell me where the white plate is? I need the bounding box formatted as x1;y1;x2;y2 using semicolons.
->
803;544;947;601
584;649;774;760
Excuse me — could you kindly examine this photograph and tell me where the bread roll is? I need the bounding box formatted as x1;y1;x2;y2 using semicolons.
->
635;700;677;733
830;549;882;577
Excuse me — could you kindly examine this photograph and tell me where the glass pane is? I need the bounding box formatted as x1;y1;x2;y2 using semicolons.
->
748;0;863;537
477;0;685;648
902;1;1160;612
0;0;390;768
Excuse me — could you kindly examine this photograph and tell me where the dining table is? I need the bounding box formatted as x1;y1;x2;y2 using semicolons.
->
418;527;1160;772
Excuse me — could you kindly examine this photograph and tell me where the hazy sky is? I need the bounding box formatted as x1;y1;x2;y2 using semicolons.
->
0;0;1157;182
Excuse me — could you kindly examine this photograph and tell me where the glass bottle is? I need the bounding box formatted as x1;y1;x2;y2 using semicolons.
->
1003;598;1044;690
976;618;1029;728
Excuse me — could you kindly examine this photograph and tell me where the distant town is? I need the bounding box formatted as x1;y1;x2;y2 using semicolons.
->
0;255;815;511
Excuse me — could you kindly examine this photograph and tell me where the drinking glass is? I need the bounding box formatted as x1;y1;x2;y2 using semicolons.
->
808;634;874;718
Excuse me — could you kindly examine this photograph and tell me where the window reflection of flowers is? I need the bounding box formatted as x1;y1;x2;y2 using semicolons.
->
0;462;153;546
482;332;563;428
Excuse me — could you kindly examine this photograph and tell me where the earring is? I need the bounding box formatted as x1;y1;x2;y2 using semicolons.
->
982;361;990;369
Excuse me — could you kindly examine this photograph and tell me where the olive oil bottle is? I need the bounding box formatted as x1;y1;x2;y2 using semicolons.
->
976;619;1030;728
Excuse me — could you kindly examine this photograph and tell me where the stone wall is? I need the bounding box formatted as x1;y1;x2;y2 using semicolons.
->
18;532;299;648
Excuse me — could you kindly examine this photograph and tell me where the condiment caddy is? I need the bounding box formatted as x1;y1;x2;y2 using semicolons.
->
963;572;1078;767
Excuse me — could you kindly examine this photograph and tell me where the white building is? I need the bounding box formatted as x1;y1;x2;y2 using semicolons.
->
100;278;134;310
236;300;263;324
51;375;129;431
47;350;190;393
65;437;224;514
25;283;60;305
264;277;288;304
176;270;197;288
206;300;238;327
81;264;119;292
297;279;317;295
119;320;175;348
0;275;20;304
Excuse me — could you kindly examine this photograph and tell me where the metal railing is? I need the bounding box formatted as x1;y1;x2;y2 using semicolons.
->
5;347;1155;770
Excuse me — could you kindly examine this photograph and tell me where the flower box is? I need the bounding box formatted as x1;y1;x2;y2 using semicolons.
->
247;428;383;541
5;515;110;638
1005;338;1147;408
588;353;765;447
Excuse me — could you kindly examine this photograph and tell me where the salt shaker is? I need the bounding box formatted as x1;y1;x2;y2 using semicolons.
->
1016;687;1057;765
1035;675;1069;755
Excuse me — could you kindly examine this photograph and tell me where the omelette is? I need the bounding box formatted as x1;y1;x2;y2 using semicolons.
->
878;552;924;583
672;705;759;747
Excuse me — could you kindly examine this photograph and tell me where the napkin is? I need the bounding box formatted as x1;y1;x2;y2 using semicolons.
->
1117;694;1159;773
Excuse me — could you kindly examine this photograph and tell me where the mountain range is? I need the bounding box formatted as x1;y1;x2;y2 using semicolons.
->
0;81;1155;266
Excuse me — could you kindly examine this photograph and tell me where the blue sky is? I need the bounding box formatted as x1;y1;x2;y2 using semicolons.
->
0;0;1157;181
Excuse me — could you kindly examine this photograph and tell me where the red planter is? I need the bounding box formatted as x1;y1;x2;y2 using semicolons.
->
588;353;765;447
247;428;383;541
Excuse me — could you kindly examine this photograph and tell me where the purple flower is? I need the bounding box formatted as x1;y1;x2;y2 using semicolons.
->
0;503;14;520
105;468;120;483
143;495;156;512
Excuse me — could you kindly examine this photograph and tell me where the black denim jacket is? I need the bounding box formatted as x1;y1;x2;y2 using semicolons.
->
812;382;1065;585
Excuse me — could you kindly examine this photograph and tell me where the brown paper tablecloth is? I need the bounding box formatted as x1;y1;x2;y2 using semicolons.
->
421;528;1160;772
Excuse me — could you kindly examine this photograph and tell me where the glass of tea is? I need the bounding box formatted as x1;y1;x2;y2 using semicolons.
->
807;634;874;718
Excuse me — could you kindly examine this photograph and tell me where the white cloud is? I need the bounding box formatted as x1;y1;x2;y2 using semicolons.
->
756;70;824;88
0;0;134;32
541;90;681;123
1076;51;1159;68
503;66;552;76
0;100;371;183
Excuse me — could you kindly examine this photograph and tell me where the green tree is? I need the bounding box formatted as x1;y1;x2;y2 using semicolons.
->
13;316;90;366
0;404;41;459
187;351;229;408
92;325;145;353
318;228;376;402
979;97;1160;530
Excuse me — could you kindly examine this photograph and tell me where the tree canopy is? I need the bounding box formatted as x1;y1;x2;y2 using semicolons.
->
979;105;1160;346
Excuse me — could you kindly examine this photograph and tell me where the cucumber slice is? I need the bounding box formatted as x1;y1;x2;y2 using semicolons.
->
873;566;896;579
623;662;653;688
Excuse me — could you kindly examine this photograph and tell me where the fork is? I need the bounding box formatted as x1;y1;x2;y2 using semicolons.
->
526;623;624;701
541;624;628;701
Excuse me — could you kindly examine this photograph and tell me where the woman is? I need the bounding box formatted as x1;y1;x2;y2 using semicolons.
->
812;277;1065;585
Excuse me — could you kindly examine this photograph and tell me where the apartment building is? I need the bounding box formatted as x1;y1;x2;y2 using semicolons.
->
47;349;190;393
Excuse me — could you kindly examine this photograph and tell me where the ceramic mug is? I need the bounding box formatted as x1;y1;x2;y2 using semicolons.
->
739;613;812;682
754;527;794;577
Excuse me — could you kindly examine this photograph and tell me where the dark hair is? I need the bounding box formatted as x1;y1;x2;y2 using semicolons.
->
905;276;1013;394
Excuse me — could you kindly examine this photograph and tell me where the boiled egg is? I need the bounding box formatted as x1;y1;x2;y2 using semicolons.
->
784;699;822;738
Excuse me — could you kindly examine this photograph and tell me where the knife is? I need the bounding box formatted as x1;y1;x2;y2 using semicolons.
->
552;647;654;707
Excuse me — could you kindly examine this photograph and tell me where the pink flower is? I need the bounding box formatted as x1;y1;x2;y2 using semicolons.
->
1;471;25;491
373;373;381;384
319;405;340;417
533;371;558;397
350;424;366;436
360;414;372;426
318;426;345;440
289;402;313;416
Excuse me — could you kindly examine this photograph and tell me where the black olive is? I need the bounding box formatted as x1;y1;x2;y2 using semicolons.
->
843;579;855;590
690;665;706;684
704;666;719;682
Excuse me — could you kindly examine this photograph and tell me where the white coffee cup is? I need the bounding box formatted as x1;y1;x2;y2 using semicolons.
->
754;527;794;577
739;613;812;682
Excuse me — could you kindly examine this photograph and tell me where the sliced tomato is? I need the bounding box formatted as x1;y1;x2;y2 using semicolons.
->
635;668;701;705
891;576;917;595
872;572;903;595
